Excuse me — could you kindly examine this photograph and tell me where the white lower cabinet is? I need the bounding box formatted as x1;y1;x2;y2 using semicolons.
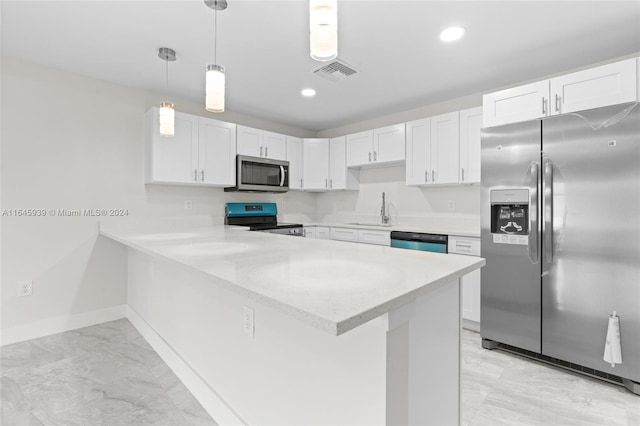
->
330;227;359;243
448;236;481;330
303;226;316;238
315;226;330;240
357;229;391;246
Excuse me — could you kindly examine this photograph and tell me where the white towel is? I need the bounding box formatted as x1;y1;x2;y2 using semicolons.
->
603;311;622;368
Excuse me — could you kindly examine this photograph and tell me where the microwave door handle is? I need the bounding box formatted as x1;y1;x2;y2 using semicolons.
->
543;160;553;265
528;162;540;264
279;165;285;187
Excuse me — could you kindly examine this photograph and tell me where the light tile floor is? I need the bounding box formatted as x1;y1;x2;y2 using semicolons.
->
0;319;216;425
1;320;638;425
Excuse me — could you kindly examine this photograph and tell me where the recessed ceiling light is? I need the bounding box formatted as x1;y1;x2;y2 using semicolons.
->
440;26;466;42
301;88;316;97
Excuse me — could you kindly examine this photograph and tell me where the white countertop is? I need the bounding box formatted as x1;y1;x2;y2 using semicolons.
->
305;222;481;238
100;224;484;335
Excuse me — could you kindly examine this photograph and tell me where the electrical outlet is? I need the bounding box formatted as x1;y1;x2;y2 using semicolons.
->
243;306;254;338
447;200;456;211
18;280;33;297
184;200;193;210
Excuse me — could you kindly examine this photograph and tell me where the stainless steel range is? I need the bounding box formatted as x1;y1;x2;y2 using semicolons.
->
224;203;304;236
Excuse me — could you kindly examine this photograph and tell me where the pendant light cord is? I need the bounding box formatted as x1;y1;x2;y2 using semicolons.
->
165;55;169;103
214;2;218;65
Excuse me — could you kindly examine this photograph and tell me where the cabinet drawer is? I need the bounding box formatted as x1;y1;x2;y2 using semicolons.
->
315;226;331;240
304;227;316;239
357;229;391;246
330;227;358;242
448;236;480;256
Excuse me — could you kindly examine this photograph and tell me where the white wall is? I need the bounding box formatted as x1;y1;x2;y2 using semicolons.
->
0;57;317;342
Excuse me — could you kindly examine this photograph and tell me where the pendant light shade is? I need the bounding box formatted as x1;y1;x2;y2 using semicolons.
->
205;65;225;113
204;0;227;113
158;47;176;137
309;0;338;62
159;101;175;136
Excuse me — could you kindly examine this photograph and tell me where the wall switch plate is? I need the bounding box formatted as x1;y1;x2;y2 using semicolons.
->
18;280;33;297
184;200;193;210
448;200;456;211
243;306;255;338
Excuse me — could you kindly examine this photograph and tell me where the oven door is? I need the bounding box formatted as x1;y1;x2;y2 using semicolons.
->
225;155;289;192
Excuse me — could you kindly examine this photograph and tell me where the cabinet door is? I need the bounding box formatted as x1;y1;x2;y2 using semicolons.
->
302;138;329;191
237;125;262;157
198;117;237;186
430;112;459;185
346;130;374;167
459;107;483;184
405;117;430;186
303;226;316;238
483;80;550;127
286;136;303;190
263;131;287;160
550;58;638;115
329;136;346;190
330;227;358;242
357;229;390;246
373;123;405;164
146;108;199;184
315;226;331;240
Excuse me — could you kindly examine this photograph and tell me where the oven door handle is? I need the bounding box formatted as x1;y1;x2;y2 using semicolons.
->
279;165;285;187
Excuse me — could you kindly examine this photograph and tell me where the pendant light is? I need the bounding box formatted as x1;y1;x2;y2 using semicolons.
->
158;47;176;137
204;0;227;113
309;0;338;62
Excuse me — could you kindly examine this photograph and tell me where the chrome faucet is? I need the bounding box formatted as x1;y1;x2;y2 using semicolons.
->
381;192;390;224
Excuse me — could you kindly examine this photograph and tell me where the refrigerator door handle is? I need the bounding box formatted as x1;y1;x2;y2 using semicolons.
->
543;160;553;265
528;162;540;264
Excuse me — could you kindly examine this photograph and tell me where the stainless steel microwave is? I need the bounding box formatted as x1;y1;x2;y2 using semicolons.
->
224;155;289;193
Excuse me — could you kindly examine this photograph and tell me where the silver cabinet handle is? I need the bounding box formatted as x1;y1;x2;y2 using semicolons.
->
330;178;333;189
425;170;428;183
431;170;435;182
265;146;269;158
194;169;198;182
542;97;547;115
325;178;328;188
279;165;285;186
528;162;540;264
373;151;377;161
461;167;465;182
368;152;372;162
260;146;263;157
300;178;303;188
201;170;204;182
543;159;553;265
555;94;560;113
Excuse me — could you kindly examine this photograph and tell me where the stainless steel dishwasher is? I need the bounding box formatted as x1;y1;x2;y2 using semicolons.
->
390;231;448;253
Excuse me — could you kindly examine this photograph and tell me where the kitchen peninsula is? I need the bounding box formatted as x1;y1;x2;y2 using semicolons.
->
100;223;485;425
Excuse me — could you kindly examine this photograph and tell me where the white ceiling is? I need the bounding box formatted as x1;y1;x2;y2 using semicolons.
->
2;1;639;132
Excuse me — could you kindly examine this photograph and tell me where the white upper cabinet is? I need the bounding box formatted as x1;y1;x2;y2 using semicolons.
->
346;125;405;167
430;111;459;185
374;123;405;164
237;125;286;160
346;130;374;167
405;117;430;185
198;117;237;186
483;58;639;127
458;107;482;184
145;108;236;187
329;136;359;191
302;138;329;191
483;80;550;128
550;58;637;115
286;136;303;190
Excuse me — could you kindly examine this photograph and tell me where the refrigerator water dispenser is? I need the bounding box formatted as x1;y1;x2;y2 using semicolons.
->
490;189;529;235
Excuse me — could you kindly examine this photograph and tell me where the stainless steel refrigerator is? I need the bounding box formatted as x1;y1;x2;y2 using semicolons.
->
480;102;640;394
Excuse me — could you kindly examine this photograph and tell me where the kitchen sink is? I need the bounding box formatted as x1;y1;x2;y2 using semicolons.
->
347;222;392;228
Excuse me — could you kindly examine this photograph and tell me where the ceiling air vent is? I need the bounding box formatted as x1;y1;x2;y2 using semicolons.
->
313;59;359;82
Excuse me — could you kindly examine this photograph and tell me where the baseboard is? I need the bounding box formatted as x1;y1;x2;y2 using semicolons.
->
1;304;126;346
126;305;245;426
462;319;480;332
